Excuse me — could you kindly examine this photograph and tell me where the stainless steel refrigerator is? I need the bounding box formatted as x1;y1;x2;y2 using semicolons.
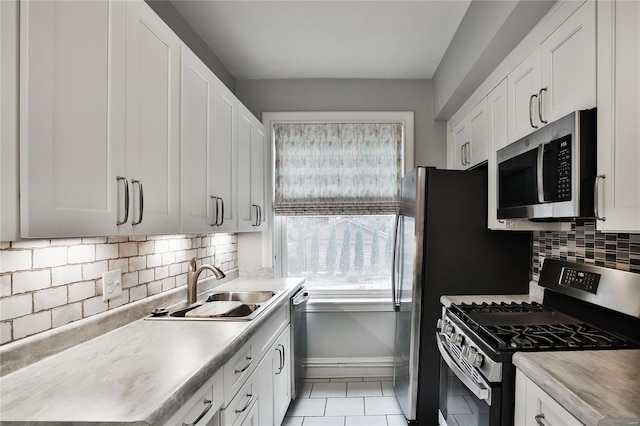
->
392;167;531;425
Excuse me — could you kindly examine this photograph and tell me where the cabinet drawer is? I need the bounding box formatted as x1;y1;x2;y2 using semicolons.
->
254;303;290;359
165;368;223;426
224;338;256;405
221;368;258;426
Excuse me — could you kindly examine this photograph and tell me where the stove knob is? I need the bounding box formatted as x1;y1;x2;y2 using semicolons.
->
465;347;477;362
471;353;484;368
451;333;464;347
461;345;471;358
436;319;444;330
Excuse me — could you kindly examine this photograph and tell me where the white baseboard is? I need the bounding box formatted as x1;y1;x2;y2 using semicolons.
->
304;356;394;379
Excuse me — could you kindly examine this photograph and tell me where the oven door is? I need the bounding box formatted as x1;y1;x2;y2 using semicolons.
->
437;334;501;426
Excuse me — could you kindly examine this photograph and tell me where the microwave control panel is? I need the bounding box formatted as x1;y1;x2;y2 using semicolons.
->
555;135;572;201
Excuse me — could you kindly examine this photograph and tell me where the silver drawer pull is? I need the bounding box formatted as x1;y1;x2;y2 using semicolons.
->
594;175;606;221
529;94;539;129
234;393;254;414
131;179;144;225
182;398;213;426
234;356;252;373
116;176;129;225
535;413;547;426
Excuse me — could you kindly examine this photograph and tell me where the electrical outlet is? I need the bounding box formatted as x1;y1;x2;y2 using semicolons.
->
102;269;122;302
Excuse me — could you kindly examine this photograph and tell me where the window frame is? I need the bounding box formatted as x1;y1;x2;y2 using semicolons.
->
263;111;415;299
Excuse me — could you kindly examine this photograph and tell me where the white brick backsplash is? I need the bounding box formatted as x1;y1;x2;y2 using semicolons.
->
68;281;95;302
0;294;32;321
1;250;32;273
139;269;154;284
68;245;96;264
96;244;119;261
51;265;82;286
33;246;67;268
122;272;138;289
108;258;129;273
155;266;169;280
0;232;237;345
13;270;50;294
11;240;50;249
1;274;11;297
130;285;147;302
138;241;155;256
118;242;138;258
82;261;108;281
155;240;169;253
129;256;146;272
1;321;11;344
83;296;107;317
147;253;162;268
34;287;67;311
13;311;51;340
52;303;82;327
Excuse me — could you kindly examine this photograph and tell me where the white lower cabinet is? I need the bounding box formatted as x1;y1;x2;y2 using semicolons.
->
221;368;259;426
258;325;292;426
514;369;583;426
165;368;224;426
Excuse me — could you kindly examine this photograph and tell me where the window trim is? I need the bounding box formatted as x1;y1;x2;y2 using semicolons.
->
263;111;414;297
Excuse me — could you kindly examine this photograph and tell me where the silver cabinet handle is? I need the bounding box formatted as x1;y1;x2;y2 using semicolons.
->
529;94;539;129
538;87;548;124
217;198;224;226
464;142;471;166
594;174;606;221
234;356;252;374
234;393;254;414
460;145;465;167
391;214;401;312
275;344;284;375
210;196;218;227
131;179;144;225
279;343;285;371
116;176;129;225
182;398;213;426
257;205;262;226
536;143;545;203
535;413;547;426
252;204;259;226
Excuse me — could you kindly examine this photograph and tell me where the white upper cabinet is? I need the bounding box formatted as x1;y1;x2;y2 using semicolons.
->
449;98;488;170
180;47;217;233
237;104;267;231
508;1;595;143
595;0;640;232
19;0;126;237
486;80;509;230
123;0;181;235
211;79;238;232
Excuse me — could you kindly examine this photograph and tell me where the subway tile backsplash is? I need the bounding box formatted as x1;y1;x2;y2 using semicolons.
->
0;234;237;345
532;219;640;280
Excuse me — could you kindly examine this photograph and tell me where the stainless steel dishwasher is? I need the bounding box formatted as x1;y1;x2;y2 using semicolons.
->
290;286;309;399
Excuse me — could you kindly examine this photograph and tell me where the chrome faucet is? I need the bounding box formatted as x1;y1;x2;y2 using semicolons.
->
187;257;226;304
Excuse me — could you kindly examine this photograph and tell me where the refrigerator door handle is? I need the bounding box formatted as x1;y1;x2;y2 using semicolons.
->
391;213;401;312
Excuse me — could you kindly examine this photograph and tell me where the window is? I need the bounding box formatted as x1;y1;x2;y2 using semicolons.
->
266;112;414;298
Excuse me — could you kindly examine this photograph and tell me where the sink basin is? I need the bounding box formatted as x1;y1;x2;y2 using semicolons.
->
146;291;280;321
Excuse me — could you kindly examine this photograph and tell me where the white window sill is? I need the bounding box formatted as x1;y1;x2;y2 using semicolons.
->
305;298;394;313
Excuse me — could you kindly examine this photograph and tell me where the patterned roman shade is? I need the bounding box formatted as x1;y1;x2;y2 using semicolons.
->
274;122;403;215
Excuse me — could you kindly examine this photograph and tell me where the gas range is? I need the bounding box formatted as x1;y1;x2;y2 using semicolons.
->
436;259;640;426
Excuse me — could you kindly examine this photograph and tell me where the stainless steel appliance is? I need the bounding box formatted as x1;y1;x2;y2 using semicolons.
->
436;259;640;426
392;167;531;425
496;109;596;221
291;286;309;399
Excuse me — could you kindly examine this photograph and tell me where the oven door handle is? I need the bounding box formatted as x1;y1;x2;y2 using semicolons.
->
436;334;491;402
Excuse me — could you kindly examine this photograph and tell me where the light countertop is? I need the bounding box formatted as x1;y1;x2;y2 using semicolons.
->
0;278;304;425
513;350;640;426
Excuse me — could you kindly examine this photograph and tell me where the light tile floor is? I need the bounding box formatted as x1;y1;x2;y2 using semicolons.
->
283;378;409;426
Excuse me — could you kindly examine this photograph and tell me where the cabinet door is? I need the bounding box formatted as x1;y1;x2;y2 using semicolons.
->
19;0;126;237
451;119;469;170
181;47;217;233
272;327;292;426
486;80;509;230
515;370;582;426
212;79;237;231
541;1;596;123
596;0;640;232
467;98;488;168
124;0;181;235
237;106;267;232
508;47;542;142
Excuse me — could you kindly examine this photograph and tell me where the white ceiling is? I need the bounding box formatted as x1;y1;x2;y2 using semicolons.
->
170;0;472;80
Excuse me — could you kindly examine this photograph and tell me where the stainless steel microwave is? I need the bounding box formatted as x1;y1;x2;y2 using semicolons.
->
496;109;596;220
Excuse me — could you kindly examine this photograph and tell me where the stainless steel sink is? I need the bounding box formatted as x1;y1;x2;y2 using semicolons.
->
146;291;280;321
